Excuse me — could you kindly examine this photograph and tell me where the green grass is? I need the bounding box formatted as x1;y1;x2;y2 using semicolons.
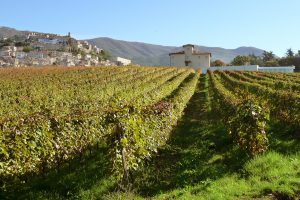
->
2;74;300;199
0;144;117;200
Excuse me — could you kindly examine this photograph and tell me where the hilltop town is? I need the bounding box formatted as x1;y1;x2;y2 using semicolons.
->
0;32;131;67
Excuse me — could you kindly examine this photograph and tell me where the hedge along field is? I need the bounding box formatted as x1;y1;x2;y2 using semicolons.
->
0;66;199;189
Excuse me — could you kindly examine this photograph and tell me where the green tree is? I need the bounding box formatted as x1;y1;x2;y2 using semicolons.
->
70;44;79;55
23;46;33;53
15;41;30;47
0;38;14;48
264;60;279;66
98;50;111;61
231;55;251;66
286;48;294;57
80;50;86;57
248;53;264;66
262;51;275;62
211;59;225;67
58;46;69;52
278;56;300;71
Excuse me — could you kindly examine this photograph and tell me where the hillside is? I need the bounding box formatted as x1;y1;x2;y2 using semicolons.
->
87;37;176;66
0;27;109;67
88;37;265;65
0;26;265;66
0;26;26;38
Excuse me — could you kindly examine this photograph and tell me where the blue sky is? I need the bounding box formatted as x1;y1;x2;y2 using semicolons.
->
1;0;299;56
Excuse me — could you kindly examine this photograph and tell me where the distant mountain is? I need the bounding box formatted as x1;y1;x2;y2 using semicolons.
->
0;26;26;38
88;37;265;65
87;37;176;66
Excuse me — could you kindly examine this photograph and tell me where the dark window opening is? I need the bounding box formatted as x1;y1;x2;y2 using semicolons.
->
185;61;191;66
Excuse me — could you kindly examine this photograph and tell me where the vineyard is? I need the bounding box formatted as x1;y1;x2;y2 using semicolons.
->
1;66;300;199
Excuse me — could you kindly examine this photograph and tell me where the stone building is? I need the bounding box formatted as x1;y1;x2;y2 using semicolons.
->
169;44;211;73
0;46;17;57
116;57;131;66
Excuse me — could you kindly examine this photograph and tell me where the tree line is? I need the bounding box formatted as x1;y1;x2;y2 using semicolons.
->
211;48;300;72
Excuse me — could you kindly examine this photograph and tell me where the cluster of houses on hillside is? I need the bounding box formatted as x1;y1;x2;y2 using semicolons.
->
0;45;98;67
0;32;132;67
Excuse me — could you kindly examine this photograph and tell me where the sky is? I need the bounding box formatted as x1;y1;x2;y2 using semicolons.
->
1;0;299;56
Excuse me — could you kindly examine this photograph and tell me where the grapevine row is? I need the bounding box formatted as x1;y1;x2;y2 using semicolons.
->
208;70;268;155
216;70;300;128
0;67;194;185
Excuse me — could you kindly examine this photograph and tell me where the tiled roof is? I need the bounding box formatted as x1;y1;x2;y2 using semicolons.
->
193;51;211;56
169;51;185;56
169;50;211;56
183;44;194;48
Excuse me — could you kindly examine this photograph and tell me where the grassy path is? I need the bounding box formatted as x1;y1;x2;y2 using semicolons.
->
131;74;300;200
131;74;248;199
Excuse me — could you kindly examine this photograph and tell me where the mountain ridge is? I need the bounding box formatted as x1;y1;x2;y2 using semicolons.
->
87;37;265;65
0;26;27;38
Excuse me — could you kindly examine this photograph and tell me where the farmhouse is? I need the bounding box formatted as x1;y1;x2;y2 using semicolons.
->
16;51;27;59
0;46;17;57
169;44;211;73
116;57;131;66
